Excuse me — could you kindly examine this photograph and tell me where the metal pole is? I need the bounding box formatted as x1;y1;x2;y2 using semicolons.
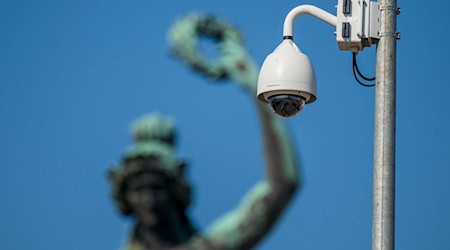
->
372;0;398;249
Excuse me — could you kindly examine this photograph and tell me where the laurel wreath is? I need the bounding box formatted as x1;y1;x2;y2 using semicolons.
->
168;14;245;80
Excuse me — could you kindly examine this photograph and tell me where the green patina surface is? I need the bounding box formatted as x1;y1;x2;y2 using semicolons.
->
109;13;301;250
122;113;182;172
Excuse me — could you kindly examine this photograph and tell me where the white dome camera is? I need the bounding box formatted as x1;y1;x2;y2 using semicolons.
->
257;39;317;118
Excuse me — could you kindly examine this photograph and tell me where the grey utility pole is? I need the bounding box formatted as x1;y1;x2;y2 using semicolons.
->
372;0;398;249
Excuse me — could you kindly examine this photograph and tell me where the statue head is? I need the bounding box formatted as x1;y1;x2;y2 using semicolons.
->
108;114;192;227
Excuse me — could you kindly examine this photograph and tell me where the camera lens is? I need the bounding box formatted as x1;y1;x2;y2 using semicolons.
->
268;94;306;118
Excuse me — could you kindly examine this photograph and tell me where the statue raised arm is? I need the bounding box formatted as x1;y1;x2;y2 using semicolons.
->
108;14;301;250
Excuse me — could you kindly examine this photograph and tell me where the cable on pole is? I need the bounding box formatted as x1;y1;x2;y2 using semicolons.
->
352;52;376;87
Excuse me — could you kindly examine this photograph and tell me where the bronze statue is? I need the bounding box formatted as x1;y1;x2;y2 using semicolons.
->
108;14;302;250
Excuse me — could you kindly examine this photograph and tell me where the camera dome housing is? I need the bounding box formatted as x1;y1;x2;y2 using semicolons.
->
257;39;317;117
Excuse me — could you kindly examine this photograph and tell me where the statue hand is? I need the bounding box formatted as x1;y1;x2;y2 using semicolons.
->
220;41;258;93
169;14;258;94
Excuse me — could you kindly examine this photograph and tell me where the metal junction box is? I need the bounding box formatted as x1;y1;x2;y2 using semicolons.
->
336;0;381;52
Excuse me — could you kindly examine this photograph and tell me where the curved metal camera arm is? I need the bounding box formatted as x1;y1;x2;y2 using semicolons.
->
283;5;337;39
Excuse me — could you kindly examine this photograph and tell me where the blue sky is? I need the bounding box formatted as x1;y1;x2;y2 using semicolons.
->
1;1;449;249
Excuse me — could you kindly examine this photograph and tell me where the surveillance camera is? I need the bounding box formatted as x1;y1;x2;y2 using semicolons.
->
257;39;317;118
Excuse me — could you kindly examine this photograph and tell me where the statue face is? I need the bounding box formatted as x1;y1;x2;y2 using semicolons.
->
125;171;174;227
